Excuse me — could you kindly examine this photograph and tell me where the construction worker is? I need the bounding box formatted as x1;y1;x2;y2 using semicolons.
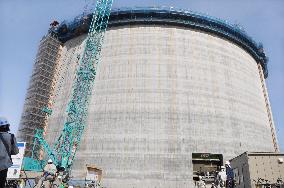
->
196;176;206;188
0;117;19;187
225;161;234;188
217;166;227;187
36;159;57;188
50;20;59;28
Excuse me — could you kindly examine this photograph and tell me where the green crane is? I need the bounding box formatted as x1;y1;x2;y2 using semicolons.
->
23;0;113;172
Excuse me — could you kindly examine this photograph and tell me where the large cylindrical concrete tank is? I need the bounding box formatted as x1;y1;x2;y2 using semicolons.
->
23;7;277;188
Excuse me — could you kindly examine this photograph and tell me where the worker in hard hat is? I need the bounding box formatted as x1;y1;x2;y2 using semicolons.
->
225;161;234;188
36;159;57;188
196;176;206;188
217;166;227;187
211;182;217;188
0;117;19;187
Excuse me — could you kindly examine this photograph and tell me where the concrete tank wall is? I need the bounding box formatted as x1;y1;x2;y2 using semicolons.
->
45;25;274;188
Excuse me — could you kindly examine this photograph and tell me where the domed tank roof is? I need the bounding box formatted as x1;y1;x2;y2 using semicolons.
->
54;7;268;78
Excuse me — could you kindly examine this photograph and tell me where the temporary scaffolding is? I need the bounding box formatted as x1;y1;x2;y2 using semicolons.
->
17;34;62;156
23;0;114;172
258;64;279;152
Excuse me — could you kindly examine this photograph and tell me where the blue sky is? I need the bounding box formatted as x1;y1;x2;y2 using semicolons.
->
0;0;283;151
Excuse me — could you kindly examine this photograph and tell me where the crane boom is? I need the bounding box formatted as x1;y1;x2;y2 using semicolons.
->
23;0;113;171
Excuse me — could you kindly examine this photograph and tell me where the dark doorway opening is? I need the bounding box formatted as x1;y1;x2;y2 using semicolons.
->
192;153;223;183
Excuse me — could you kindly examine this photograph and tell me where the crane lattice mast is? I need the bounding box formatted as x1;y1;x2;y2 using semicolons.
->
24;0;113;171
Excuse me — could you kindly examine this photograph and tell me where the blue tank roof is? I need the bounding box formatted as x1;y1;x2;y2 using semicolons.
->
53;7;268;78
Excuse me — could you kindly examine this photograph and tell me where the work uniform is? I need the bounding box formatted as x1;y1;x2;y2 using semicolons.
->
226;166;234;188
217;170;227;187
36;163;57;188
197;180;206;188
0;132;19;187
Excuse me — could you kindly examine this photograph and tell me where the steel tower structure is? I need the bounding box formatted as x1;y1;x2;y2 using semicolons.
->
23;0;113;171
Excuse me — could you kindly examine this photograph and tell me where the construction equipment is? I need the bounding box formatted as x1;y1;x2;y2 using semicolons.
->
23;0;113;172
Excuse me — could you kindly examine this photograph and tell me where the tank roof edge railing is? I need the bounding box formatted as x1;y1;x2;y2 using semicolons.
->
53;7;268;78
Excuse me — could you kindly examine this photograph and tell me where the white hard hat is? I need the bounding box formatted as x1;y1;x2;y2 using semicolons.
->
0;117;9;127
48;159;53;163
221;166;225;169
225;161;230;165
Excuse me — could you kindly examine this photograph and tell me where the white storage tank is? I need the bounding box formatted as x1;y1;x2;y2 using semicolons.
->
18;7;278;188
